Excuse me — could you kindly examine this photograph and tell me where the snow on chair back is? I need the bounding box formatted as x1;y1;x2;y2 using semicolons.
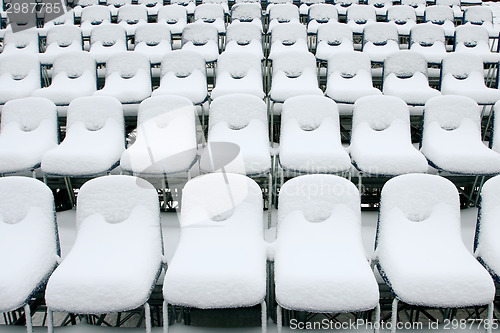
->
181;23;220;63
0;54;41;105
350;95;428;176
120;95;197;175
171;0;196;15
163;173;266;317
325;51;381;105
386;5;417;37
80;5;112;38
45;175;162;317
335;0;357;16
299;0;324;16
424;5;456;37
41;96;125;177
421;95;500;174
409;24;446;64
225;22;264;59
463;5;496;37
375;174;494;310
157;5;188;35
367;0;392;16
346;4;377;34
440;53;500;105
89;24;128;64
202;0;229;14
211;52;264;99
268;3;300;31
401;0;426;17
194;3;226;34
454;25;500;64
275;174;379;317
362;22;399;63
268;22;308;59
134;24;172;65
32;52;97;106
382;51;441;106
279;96;351;173
0;176;59;324
94;52;152;105
0;97;58;174
40;25;84;66
117;4;148;37
307;4;338;34
2;30;39;55
231;2;262;26
315;22;354;61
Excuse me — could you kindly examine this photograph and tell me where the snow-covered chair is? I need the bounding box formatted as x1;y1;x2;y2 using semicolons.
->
0;55;41;105
41;96;124;177
202;0;230;14
203;94;271;176
275;174;379;332
435;0;462;20
32;52;97;106
230;3;263;29
133;24;172;65
474;175;500;283
138;0;162;16
181;23;220;63
335;0;357;16
299;0;325;16
117;4;148;37
157;5;188;36
0;97;58;174
386;5;417;37
171;0;196;15
163;173;267;332
421;95;500;174
224;22;264;59
463;6;498;38
440;53;500;105
401;0;426;18
153;50;209;108
269;51;323;115
367;0;392;16
325;51;382;105
424;5;456;38
315;22;354;62
279;96;351;174
120;95;197;176
306;4;338;35
39;25;83;66
89;25;128;65
106;0;133;16
211;52;265;99
350;95;428;176
80;5;112;38
38;11;75;37
0;177;59;333
454;25;500;64
409;24;447;65
1;30;39;56
193;4;226;34
346;5;377;35
268;3;300;32
362;23;400;63
382;51;441;106
268;22;309;60
45;175;163;333
375;173;495;332
267;0;294;13
94;52;152;106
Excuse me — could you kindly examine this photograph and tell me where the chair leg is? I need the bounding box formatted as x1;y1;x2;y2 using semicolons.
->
47;308;54;333
261;301;267;333
64;176;75;207
391;298;398;333
268;171;272;228
277;304;282;333
358;172;363;195
144;302;151;333
163;301;169;333
486;302;494;333
374;303;381;333
24;304;33;333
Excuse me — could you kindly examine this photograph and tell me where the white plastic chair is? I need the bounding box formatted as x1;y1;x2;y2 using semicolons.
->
346;4;377;35
325;51;382;105
0;177;59;333
362;23;400;63
89;25;128;64
386;5;417;37
157;5;188;36
117;4;148;37
181;23;220;63
454;25;500;64
375;173;495;333
162;173;267;333
306;4;338;35
382;51;441;106
40;25;84;66
120;95;197;175
275;174;379;333
421;95;500;174
0;55;41;105
230;3;263;29
268;3;300;32
463;6;498;38
45;175;163;333
350;95;428;176
315;22;354;62
424;5;456;38
409;24;447;65
224;22;264;59
440;53;500;105
268;22;309;60
94;52;152;106
41;96;125;176
211;52;265;99
1;30;39;56
80;5;112;38
279;96;351;174
0;97;58;174
134;24;172;65
194;3;226;34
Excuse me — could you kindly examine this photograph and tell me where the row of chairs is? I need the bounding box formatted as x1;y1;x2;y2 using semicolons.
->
1;172;500;332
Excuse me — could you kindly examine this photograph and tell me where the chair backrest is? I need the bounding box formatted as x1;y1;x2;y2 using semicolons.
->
158;5;188;24
308;4;338;23
435;0;460;6
401;0;426;8
231;3;262;22
195;3;225;21
441;53;484;80
352;95;410;132
328;51;372;77
78;0;99;7
81;5;111;24
226;22;262;44
336;0;357;7
90;25;127;47
271;22;307;44
368;0;392;8
387;5;417;23
66;96;123;133
216;52;262;78
107;0;132;7
363;23;399;46
209;93;267;130
135;24;172;46
105;52;151;80
161;50;206;78
424;5;454;23
0;54;40;85
410;24;445;47
117;4;148;23
272;51;317;77
278;174;360;224
464;6;493;25
269;3;300;22
454;24;490;48
46;25;83;50
52;52;97;82
423;95;480;134
182;23;219;46
317;22;353;44
3;30;39;53
282;95;340;132
384;51;428;79
347;5;377;23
